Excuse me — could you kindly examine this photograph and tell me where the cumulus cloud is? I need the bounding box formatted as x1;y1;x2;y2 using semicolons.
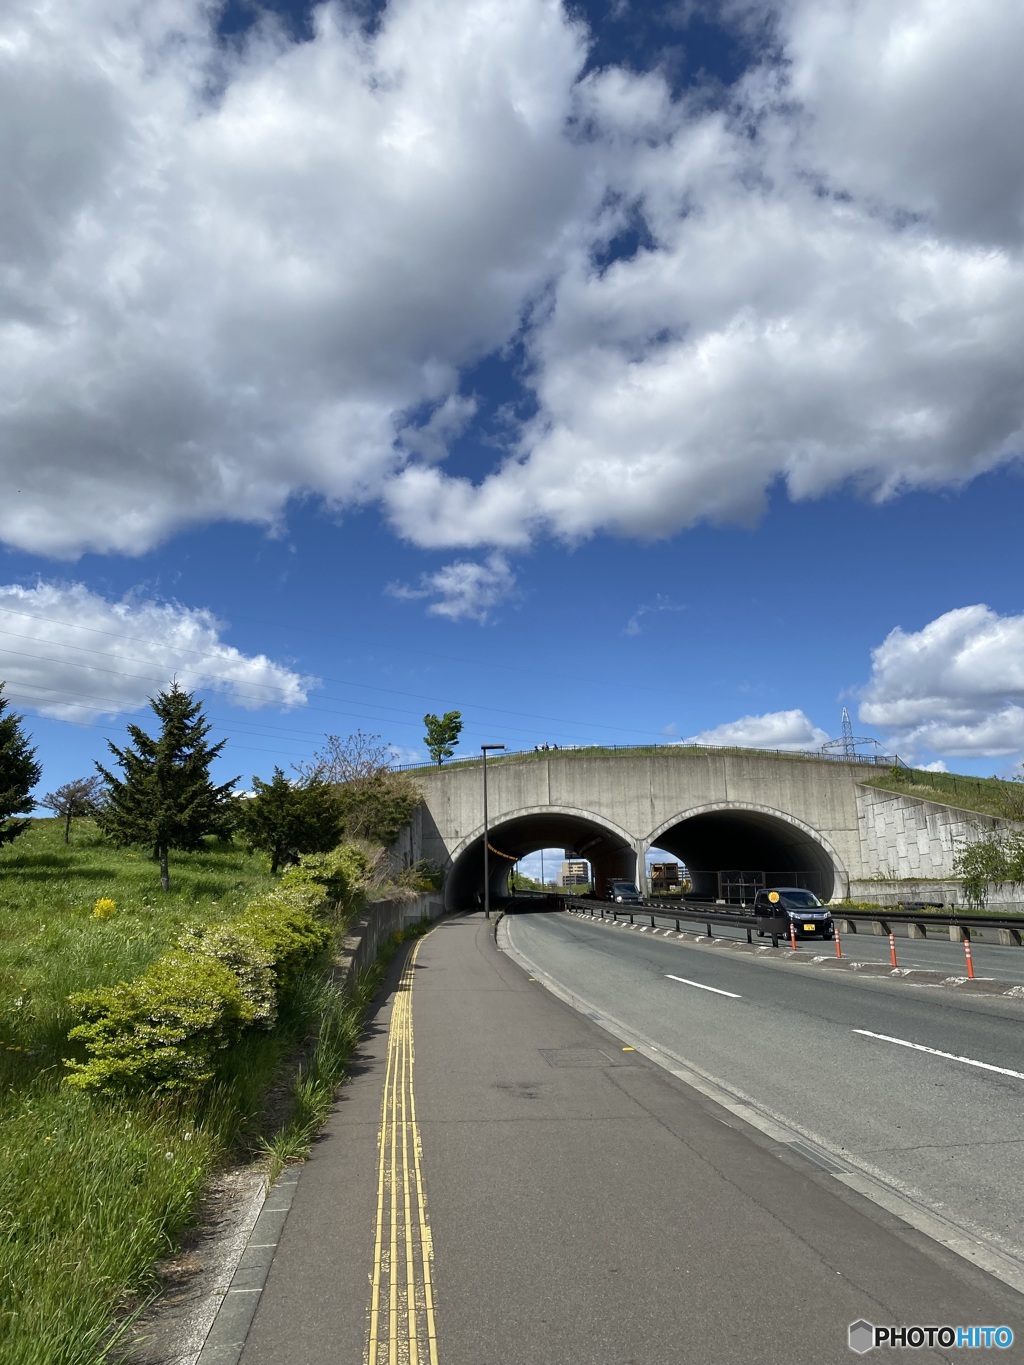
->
2;0;1024;564
0;582;312;721
860;605;1024;758
387;553;515;622
684;708;829;751
386;0;1024;549
0;0;593;557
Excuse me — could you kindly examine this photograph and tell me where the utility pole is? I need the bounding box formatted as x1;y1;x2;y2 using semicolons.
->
481;744;505;918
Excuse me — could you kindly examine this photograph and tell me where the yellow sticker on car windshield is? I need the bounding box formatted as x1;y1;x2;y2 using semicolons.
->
768;891;780;903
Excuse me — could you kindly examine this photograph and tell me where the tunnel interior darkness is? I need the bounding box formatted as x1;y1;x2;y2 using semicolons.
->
654;810;836;902
447;813;634;910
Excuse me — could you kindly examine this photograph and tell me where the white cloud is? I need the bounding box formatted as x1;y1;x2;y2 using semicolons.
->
0;582;312;721
918;760;949;773
781;0;1024;247
398;394;479;465
2;0;1024;564
860;605;1024;758
0;0;593;557
386;0;1024;549
387;553;515;622
624;594;683;637
684;708;829;751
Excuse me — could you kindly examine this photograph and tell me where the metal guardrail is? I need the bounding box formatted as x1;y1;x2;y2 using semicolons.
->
563;896;760;941
561;896;1024;947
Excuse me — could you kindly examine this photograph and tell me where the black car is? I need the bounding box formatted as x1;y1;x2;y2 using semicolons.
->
606;880;643;905
754;887;834;939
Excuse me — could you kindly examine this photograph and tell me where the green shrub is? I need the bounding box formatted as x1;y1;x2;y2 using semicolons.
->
65;882;332;1096
65;954;251;1093
233;896;331;991
179;920;278;1027
279;844;369;907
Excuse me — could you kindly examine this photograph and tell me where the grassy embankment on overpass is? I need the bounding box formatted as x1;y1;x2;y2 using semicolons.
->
861;767;1024;823
402;741;886;772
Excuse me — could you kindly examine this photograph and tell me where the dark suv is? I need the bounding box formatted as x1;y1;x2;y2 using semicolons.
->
754;888;834;940
606;881;643;905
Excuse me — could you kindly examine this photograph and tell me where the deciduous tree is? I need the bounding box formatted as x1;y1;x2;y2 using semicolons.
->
423;711;462;767
40;775;105;843
0;683;41;851
95;683;238;891
292;729;393;785
293;730;420;846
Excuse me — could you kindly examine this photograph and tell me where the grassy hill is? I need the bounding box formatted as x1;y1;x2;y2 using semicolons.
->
0;820;307;1364
1;818;275;1078
861;768;1024;824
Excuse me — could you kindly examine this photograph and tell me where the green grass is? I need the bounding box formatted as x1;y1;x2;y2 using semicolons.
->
0;819;275;1076
406;742;893;773
0;1087;219;1363
0;819;370;1365
862;769;1024;824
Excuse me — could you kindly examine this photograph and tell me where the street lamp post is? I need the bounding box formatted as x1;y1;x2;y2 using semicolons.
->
481;744;505;918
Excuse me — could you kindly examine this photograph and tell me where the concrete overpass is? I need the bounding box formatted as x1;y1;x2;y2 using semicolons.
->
395;746;1009;911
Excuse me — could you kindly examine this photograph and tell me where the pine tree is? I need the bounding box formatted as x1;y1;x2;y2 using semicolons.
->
238;767;343;874
95;683;238;891
0;683;42;850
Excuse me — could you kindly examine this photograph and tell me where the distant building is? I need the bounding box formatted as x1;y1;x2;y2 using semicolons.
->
649;861;683;887
559;859;590;887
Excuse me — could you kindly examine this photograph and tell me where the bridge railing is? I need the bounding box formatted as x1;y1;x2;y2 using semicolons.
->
392;742;904;774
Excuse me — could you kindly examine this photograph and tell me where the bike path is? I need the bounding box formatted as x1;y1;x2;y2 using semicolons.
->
238;913;1024;1364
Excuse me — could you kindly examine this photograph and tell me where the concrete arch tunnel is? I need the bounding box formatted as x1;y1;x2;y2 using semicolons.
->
445;809;638;911
648;804;843;903
444;802;845;909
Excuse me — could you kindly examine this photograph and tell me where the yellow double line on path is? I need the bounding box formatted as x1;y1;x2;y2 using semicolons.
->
366;938;439;1365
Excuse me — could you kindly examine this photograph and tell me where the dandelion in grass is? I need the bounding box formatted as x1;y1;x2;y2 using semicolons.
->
93;897;117;920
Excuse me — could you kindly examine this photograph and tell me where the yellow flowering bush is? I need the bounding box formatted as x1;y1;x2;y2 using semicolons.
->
92;897;117;921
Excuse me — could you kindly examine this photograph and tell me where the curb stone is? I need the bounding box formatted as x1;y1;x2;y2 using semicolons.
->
194;1168;300;1365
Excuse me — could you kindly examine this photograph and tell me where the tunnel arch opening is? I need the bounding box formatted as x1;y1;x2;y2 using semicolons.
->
648;804;844;903
446;807;637;911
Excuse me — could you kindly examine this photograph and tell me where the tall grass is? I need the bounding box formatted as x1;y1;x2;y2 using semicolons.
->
0;1085;218;1365
0;819;369;1364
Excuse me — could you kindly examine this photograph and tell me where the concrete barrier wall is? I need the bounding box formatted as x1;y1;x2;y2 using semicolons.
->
336;893;446;979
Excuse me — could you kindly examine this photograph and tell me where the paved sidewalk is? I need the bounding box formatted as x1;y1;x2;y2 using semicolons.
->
238;913;1024;1364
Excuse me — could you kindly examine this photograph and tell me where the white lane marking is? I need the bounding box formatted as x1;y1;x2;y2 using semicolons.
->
499;918;1024;1298
854;1029;1024;1080
666;974;741;999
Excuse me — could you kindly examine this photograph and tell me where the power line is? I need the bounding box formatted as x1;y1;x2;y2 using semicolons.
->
0;630;678;743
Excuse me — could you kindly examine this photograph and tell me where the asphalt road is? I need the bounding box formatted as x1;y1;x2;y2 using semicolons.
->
504;906;1024;1287
587;903;1024;983
237;913;1024;1365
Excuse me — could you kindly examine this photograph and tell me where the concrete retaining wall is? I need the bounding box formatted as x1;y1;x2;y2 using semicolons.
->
336;893;445;978
853;786;1024;908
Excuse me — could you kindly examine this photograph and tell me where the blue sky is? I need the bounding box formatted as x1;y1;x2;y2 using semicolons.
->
3;0;1024;884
